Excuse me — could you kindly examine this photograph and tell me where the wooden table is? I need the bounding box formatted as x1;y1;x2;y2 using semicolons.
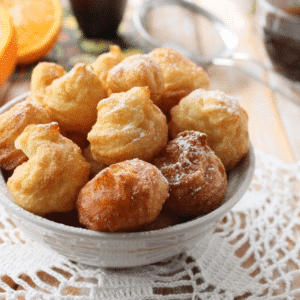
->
1;0;299;165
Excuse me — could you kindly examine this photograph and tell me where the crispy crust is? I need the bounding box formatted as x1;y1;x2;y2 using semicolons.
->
7;122;90;215
169;89;249;170
29;62;66;104
88;86;168;165
43;63;107;134
149;47;210;113
91;45;124;89
77;158;169;232
154;131;227;217
0;100;52;171
106;54;164;103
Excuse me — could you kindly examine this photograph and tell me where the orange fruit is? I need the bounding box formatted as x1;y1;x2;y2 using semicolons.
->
0;6;17;85
0;0;63;65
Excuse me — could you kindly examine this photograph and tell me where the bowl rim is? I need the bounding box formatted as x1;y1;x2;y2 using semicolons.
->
0;93;255;240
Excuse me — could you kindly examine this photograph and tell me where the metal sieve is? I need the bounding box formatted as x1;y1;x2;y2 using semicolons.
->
133;0;300;104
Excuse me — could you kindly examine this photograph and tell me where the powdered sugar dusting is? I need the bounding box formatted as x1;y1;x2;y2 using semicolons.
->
131;130;146;143
99;97;128;116
97;90;149;144
208;91;240;114
157;131;215;186
126;158;169;186
110;54;157;75
34;121;58;128
192;89;241;115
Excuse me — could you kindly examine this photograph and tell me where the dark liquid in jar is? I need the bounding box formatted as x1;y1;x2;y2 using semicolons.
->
263;7;300;82
70;0;127;40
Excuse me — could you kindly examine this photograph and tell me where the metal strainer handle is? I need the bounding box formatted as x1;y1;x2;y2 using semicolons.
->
133;0;238;65
214;53;300;105
134;0;300;105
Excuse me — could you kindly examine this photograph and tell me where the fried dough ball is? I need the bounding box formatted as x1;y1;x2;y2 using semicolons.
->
106;54;164;103
43;63;107;134
169;89;249;170
29;62;66;104
7;122;90;216
154;131;227;217
91;45;124;89
0;100;52;171
77;158;169;232
88;87;168;165
149;47;210;113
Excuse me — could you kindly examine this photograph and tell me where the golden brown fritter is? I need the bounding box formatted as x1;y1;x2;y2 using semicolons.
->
42;63;107;134
77;158;169;232
169;89;249;170
91;45;124;89
106;53;164;103
88;86;168;165
29;62;66;104
0;100;52;171
7;122;90;215
149;47;210;113
154;131;227;217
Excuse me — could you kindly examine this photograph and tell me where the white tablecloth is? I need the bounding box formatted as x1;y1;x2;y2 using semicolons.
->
0;149;300;299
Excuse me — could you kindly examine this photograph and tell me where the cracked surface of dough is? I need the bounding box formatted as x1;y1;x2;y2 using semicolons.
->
88;87;168;165
77;158;169;232
29;62;66;104
7;122;90;215
149;47;210;113
169;89;249;170
91;45;124;90
106;54;164;103
155;131;227;216
0;100;52;171
43;63;107;134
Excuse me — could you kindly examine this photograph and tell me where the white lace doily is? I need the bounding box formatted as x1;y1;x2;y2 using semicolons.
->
0;149;300;300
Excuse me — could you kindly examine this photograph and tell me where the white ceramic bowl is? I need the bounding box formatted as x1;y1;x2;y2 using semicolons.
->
0;94;255;268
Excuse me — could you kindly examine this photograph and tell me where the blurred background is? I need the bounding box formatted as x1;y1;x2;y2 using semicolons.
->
1;0;300;164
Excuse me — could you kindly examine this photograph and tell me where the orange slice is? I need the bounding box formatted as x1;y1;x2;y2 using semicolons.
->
0;0;63;65
0;6;17;85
